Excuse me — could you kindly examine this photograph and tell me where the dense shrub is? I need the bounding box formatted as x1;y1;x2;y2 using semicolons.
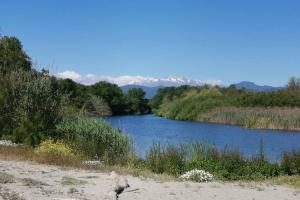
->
0;70;66;145
281;150;300;175
35;139;75;157
55;117;131;164
81;96;112;116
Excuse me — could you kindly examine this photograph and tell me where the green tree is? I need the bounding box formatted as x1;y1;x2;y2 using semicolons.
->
0;36;31;73
287;77;300;96
126;88;149;114
81;96;112;116
89;81;126;114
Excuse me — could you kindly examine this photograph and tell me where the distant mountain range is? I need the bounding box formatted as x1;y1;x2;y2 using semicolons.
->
119;76;205;87
233;81;282;92
121;81;282;99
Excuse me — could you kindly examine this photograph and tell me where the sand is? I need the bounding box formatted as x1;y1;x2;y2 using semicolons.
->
0;159;299;200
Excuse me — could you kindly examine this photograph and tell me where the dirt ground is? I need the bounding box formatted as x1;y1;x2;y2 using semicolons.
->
0;159;299;200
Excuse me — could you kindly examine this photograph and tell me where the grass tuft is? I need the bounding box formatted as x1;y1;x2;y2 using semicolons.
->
21;178;47;188
61;177;88;185
0;172;14;184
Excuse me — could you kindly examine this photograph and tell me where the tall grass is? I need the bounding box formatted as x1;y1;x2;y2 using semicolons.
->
146;142;186;175
55;116;131;164
199;107;300;131
144;141;294;180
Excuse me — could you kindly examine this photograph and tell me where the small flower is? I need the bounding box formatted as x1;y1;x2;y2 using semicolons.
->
179;169;213;182
82;160;102;166
0;140;18;147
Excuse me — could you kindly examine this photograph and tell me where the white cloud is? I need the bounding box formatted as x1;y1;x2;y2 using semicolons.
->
204;79;222;86
54;70;222;87
56;70;82;80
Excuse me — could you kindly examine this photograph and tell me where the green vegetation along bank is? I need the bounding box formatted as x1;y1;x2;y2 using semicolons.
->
0;36;149;148
150;81;300;131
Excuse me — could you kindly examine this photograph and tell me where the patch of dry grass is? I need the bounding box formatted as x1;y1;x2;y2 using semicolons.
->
0;145;174;182
21;178;48;188
61;177;87;185
0;145;84;168
271;176;300;189
199;107;300;131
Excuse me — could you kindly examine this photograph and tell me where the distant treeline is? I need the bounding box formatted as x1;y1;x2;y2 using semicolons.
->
150;78;300;130
0;36;149;146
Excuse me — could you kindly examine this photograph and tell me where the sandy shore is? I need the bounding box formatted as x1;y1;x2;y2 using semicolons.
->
0;159;299;200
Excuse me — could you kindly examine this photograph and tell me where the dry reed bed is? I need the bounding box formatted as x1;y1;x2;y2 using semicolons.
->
199;107;300;131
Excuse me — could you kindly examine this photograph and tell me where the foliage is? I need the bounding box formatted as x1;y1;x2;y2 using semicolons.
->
89;81;126;115
125;88;150;114
144;142;283;180
55;117;131;164
34;139;75;157
146;142;186;176
151;83;300;130
0;70;67;145
81;96;112;116
287;77;300;96
281;150;300;175
0;35;148;148
0;36;31;73
200;107;300;131
57;79;149;116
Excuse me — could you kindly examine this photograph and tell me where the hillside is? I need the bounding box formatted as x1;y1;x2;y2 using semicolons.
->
234;81;282;92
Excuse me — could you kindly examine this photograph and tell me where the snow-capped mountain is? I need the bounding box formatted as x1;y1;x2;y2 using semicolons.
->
123;76;204;87
55;71;221;87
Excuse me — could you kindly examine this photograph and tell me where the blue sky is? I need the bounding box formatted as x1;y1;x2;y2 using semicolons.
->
1;0;299;86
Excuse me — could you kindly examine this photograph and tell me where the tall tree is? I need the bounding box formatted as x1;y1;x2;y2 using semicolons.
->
0;36;32;73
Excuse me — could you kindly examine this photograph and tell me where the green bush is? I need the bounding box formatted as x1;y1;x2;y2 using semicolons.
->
281;150;300;175
55;116;131;164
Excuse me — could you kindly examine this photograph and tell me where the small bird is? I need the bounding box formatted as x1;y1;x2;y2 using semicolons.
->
114;176;130;196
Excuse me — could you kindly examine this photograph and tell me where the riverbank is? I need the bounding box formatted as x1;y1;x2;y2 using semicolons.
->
151;86;300;131
0;159;299;200
155;107;300;131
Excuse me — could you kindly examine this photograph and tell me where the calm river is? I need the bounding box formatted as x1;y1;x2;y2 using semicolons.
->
105;115;300;161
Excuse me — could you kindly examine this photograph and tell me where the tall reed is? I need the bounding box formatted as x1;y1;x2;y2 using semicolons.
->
55;116;131;165
199;107;300;131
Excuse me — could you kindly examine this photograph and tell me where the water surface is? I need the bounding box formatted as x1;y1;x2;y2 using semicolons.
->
105;115;300;161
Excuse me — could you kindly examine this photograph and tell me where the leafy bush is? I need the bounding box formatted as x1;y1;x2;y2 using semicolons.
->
55;117;131;164
35;139;75;157
81;96;112;116
0;70;67;145
281;150;300;175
